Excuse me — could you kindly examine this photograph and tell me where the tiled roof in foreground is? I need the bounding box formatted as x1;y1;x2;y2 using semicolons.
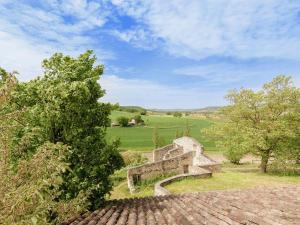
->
61;185;300;225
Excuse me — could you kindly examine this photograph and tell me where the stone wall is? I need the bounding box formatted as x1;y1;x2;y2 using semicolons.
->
173;137;203;154
128;151;195;192
152;144;175;162
163;147;184;160
127;137;220;193
154;171;212;196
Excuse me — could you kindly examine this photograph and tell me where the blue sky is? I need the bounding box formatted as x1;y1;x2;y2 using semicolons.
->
0;0;300;108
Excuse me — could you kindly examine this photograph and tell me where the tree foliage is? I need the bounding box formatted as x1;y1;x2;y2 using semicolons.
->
184;120;191;137
1;50;124;223
173;112;182;118
152;126;166;148
133;114;144;124
204;76;300;171
0;69;87;225
117;116;129;127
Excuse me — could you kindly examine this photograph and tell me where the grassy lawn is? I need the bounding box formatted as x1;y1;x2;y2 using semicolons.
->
166;163;300;194
107;110;216;152
109;163;300;200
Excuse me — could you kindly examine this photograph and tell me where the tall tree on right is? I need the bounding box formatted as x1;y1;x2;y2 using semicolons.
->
205;76;300;172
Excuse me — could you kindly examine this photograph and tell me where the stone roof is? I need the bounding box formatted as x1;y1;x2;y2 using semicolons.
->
60;185;300;225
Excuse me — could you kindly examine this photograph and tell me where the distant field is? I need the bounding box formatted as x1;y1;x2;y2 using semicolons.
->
106;110;217;152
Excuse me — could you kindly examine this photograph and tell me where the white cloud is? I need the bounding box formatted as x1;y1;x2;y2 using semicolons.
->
100;75;226;108
110;28;159;50
174;60;300;85
112;0;300;60
0;1;113;79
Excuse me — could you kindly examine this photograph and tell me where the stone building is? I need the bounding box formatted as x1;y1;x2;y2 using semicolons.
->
127;136;220;192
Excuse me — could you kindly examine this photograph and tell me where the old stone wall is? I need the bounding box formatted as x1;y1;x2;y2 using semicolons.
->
173;137;203;154
163;147;184;160
152;144;175;162
128;151;194;192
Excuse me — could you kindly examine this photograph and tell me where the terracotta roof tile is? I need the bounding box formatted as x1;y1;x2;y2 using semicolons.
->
61;185;300;225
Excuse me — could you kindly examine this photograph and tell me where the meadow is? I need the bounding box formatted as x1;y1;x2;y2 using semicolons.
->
107;110;217;152
109;163;300;199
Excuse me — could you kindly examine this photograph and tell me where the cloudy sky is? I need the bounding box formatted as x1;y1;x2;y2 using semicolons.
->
1;0;300;108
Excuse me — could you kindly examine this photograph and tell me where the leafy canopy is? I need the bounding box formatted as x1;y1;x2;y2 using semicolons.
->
8;50;124;210
204;76;300;172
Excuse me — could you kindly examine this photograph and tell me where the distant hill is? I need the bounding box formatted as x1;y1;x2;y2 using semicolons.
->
194;106;222;112
148;106;222;113
119;106;147;114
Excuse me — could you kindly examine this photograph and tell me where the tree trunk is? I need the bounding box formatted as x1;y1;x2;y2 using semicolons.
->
260;154;269;173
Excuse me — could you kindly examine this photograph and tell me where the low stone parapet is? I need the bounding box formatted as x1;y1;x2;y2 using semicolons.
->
154;170;212;196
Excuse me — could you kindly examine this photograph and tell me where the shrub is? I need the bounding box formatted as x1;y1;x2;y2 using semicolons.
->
152;126;166;148
117;116;129;127
133;114;144;124
225;148;245;164
173;112;182;118
121;151;148;166
140;110;147;115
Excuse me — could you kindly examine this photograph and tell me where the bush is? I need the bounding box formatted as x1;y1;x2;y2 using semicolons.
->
225;148;245;164
140;110;147;115
268;160;300;176
173;112;182;118
121;151;148;166
133;114;144;124
117;116;129;127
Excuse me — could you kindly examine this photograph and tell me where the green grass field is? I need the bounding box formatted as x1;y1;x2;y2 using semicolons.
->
107;111;216;152
109;163;300;200
166;163;300;194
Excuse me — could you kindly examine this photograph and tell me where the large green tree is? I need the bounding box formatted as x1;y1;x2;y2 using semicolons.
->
205;76;300;172
8;51;124;210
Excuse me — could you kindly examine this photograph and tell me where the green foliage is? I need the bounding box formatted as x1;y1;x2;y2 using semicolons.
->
117;116;129;127
152;126;166;148
1;70;87;224
7;51;124;211
140;110;147;115
175;129;183;139
121;151;148;166
204;76;300;171
268;160;300;176
133;114;144;124
119;106;146;113
184;120;191;137
224;148;245;164
173;112;182;117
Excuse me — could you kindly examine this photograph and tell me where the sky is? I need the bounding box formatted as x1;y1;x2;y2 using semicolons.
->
1;0;300;109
